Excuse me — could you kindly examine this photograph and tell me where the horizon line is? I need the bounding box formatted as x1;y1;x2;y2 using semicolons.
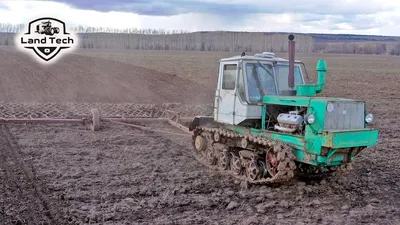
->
0;30;399;38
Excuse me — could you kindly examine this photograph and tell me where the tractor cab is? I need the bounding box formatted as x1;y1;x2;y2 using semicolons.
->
240;52;307;103
214;51;308;125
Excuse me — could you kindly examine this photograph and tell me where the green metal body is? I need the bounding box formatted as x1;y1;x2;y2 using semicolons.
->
230;59;379;167
296;59;326;96
231;96;378;166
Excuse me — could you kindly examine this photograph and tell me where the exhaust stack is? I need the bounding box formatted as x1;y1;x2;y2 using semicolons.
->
288;34;295;89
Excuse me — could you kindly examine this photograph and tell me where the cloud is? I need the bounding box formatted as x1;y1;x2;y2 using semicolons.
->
51;0;395;16
0;0;399;36
0;1;227;31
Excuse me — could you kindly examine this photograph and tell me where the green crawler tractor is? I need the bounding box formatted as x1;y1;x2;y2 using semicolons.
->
189;34;378;184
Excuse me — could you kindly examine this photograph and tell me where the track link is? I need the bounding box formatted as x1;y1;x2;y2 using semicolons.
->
191;126;296;185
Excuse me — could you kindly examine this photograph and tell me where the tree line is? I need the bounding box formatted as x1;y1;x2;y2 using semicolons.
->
0;23;189;34
314;42;397;55
1;31;314;52
0;22;315;53
1;23;399;55
75;32;314;52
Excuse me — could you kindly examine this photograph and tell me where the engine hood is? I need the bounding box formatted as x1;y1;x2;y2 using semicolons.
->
262;95;364;107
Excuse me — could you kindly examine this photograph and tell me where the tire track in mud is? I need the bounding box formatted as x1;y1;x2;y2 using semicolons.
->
0;144;36;224
0;125;66;225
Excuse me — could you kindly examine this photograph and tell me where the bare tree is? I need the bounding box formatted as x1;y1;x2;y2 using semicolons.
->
390;43;400;55
376;43;387;54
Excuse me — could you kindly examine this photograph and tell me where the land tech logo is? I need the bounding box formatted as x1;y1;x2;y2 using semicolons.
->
15;17;78;64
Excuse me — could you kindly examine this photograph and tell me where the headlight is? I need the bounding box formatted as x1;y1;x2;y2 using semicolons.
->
327;102;334;113
305;113;315;124
365;113;373;124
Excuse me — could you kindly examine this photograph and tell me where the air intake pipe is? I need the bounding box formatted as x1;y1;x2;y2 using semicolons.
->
315;59;327;93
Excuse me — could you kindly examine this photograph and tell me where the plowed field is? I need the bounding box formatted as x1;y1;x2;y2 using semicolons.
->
0;47;399;225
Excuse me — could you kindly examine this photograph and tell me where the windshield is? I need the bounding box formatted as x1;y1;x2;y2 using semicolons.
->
274;64;304;95
245;62;277;104
242;62;305;104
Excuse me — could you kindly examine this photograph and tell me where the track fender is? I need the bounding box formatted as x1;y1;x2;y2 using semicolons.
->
188;116;215;131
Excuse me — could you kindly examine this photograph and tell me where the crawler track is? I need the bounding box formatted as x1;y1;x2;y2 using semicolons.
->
191;126;297;185
190;126;354;185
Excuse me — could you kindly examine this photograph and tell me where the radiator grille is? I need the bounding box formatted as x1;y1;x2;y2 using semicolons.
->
324;101;365;130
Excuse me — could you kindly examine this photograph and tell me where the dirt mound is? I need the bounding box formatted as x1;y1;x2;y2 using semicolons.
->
0;49;214;104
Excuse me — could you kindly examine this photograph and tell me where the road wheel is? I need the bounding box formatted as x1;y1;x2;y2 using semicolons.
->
194;135;206;152
218;150;230;170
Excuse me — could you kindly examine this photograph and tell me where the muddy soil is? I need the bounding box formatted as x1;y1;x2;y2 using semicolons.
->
0;121;399;225
0;49;399;224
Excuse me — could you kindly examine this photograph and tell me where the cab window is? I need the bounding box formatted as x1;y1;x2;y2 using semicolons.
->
222;64;237;90
244;62;277;104
274;64;304;94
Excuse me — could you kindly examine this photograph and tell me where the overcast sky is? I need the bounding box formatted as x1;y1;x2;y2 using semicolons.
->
0;0;399;36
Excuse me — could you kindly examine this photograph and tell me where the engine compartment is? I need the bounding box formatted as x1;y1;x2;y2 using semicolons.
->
266;104;308;135
236;104;308;135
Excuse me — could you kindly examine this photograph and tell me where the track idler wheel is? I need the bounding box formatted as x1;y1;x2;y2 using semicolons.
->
194;135;207;152
90;108;100;131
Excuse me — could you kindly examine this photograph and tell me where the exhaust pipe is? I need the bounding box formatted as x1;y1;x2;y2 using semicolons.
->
287;34;327;97
288;34;295;89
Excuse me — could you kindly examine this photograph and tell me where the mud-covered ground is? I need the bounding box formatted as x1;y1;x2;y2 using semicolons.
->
1;121;399;225
0;49;399;224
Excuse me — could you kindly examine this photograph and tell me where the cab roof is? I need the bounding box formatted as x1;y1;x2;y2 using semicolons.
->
220;52;302;64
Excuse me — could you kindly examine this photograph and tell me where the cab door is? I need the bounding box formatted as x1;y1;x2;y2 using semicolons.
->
215;62;237;125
